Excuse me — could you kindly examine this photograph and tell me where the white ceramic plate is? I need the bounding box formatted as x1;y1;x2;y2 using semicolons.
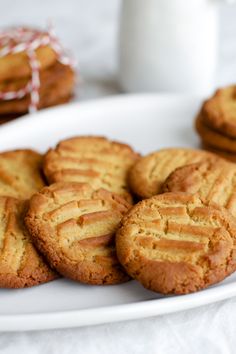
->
1;94;236;332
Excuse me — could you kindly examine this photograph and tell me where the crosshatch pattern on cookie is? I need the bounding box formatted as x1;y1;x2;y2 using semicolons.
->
0;149;45;199
0;197;56;288
43;136;140;203
25;182;131;285
128;148;222;199
162;160;236;216
116;193;236;294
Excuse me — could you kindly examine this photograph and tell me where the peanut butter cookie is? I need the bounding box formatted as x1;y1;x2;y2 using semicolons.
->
25;182;131;285
0;28;57;82
203;86;236;138
116;193;236;294
0;149;45;199
201;143;236;163
0;61;74;115
43;136;140;202
196;114;236;153
0;197;57;288
128;148;221;199
162;159;236;216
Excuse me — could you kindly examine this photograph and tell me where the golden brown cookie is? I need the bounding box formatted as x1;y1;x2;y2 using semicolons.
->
162;159;236;216
25;182;131;285
202;86;236;138
128;148;222;199
201;143;236;163
196;114;236;153
0;197;57;288
0;149;45;199
116;193;236;295
43;136;140;202
0;95;72;124
0;113;19;125
0;61;74;115
0;29;57;82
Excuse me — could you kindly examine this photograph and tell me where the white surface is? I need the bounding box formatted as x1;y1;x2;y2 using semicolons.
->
1;0;236;353
1;94;236;332
119;0;218;94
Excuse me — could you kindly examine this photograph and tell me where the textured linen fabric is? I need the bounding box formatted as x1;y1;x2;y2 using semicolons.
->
1;0;236;353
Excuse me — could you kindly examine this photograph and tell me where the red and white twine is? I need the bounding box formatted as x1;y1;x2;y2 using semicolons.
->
0;26;75;113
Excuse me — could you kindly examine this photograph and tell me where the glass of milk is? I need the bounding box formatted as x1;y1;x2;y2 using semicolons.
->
119;0;234;95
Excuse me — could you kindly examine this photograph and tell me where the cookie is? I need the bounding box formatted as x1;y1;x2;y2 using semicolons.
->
0;94;72;124
201;143;236;163
0;61;74;115
162;159;236;216
196;114;236;153
116;193;236;295
43;136;140;202
25;182;131;285
202;86;236;139
0;197;57;288
128;148;221;199
0;113;19;125
0;149;45;199
0;28;57;82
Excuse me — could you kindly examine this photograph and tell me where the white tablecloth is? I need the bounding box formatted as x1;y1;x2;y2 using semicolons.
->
1;1;236;352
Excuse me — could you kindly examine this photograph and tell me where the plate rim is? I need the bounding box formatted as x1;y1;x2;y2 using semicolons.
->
0;92;234;332
1;280;236;331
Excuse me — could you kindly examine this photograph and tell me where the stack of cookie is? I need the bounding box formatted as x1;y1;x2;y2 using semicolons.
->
2;136;236;297
0;27;75;123
196;85;236;162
